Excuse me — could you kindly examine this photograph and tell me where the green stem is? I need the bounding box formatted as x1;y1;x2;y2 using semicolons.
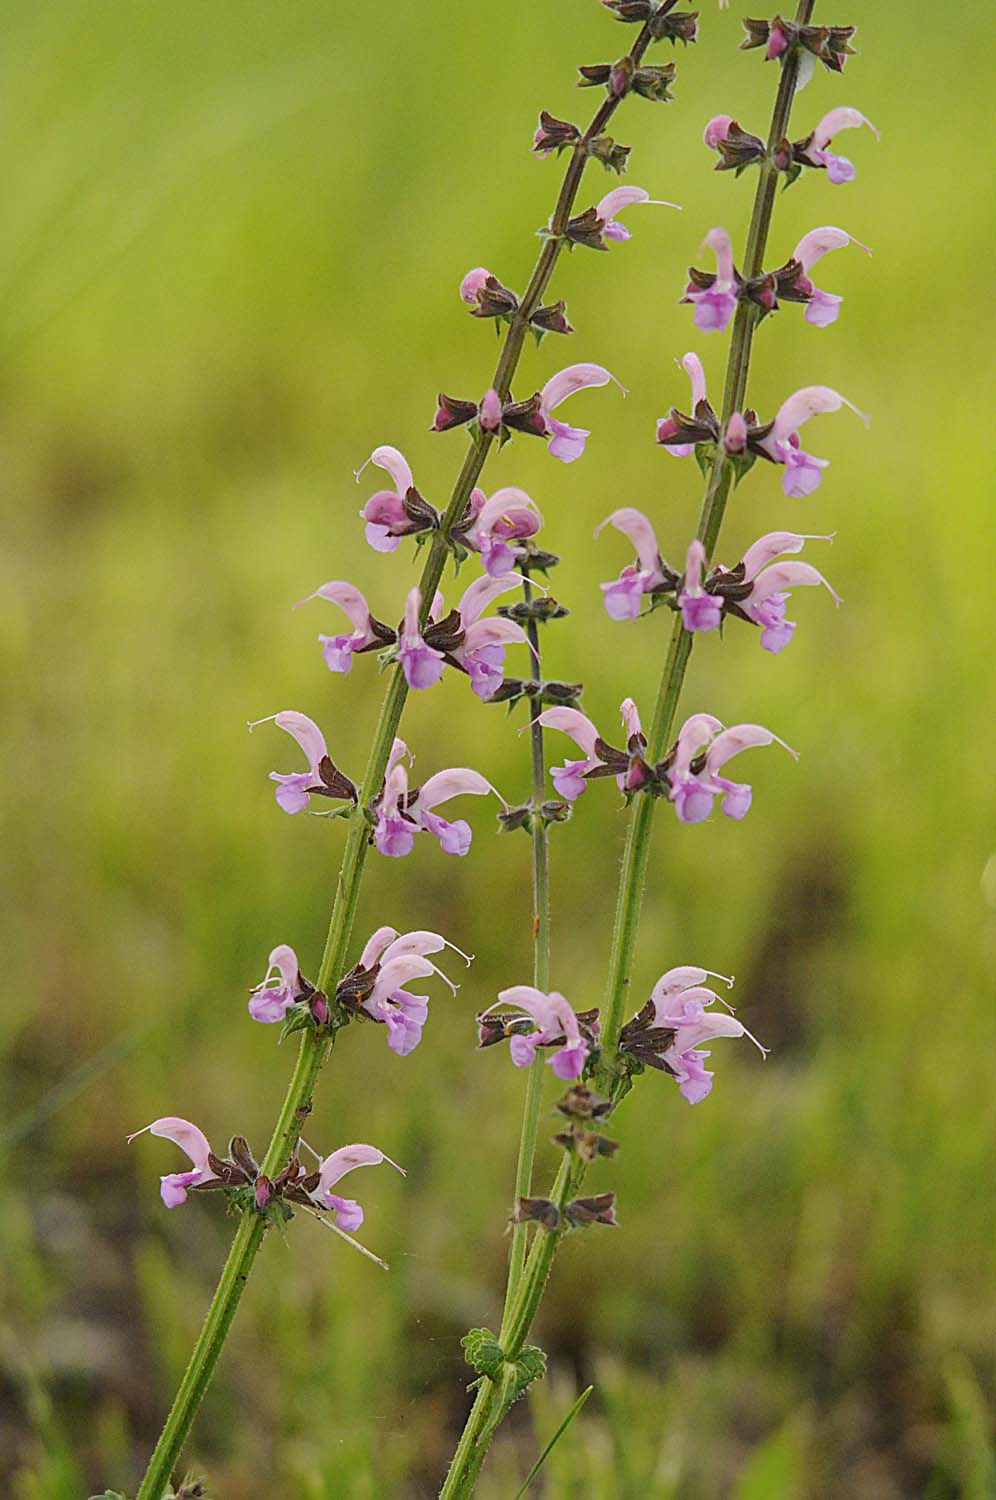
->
504;577;552;1302
440;7;817;1491
134;33;654;1498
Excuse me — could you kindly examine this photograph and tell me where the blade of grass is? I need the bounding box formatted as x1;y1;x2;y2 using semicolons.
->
513;1385;594;1500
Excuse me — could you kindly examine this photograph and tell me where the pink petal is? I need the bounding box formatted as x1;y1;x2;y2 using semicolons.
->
792;225;870;271
536;707;601;759
540;362;624;415
595;507;662;577
811;107;880;151
415;768;494;813
355;444;413;498
740;530;833;579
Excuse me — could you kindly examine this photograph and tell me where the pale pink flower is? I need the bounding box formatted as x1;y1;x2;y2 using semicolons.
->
355;445;416;553
649;971;766;1104
594;185;680;243
485;985;591;1080
684;227;738;333
758;385;869;496
797;107;880;184
248;944;301;1023
248;710;355;814
307;1143;405;1232
595;507;674;619
666;715;796;823
539;363;625;463
791;225;870;326
127;1117;218;1207
295;580;385;675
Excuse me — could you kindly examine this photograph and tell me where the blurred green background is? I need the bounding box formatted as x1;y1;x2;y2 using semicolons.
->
2;1;994;1496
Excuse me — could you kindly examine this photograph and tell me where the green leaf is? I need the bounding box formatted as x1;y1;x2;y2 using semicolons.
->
461;1327;505;1380
729;449;758;486
693;441;714;479
513;1385;594;1498
513;1344;547;1396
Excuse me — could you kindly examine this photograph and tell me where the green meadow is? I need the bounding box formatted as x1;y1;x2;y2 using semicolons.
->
2;2;993;1495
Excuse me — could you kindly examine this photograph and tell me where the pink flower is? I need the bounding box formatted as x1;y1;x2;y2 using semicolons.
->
355;445;419;553
734;530;840;651
249;710;356;814
484;985;592;1080
354;926;469;1056
790;226;870;327
538;363;625;463
448;573;529;700
127;1117;218;1207
248;944;301;1023
648;971;766;1104
678;540;723;633
758;385;869;496
456;485;543;576
656;352;711;455
373;739;501;858
683;227;738;333
595;507;675;619
665;715;796;823
797;107;880;184
399;587;446;690
295;579;387;675
593;185;680;244
537;700;646;800
306;1143;405;1232
536;706;605;800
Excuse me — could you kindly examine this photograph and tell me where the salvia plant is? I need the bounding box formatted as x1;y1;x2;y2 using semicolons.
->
110;1;877;1495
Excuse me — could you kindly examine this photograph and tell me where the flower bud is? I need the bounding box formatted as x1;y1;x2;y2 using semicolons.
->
649;10;699;44
512;1196;561;1230
587;134;631;174
565;1193;617;1227
459;267;491;304
632;62;677;102
530;300;574;336
533;110;581;157
704;114;734;149
254;1175;273;1209
433;392;479;432
724;412;748;455
478;388;503;433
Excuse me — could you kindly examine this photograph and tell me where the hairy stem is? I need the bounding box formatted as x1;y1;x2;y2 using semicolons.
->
134;37;654;1500
504;575;553;1299
440;8;816;1491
